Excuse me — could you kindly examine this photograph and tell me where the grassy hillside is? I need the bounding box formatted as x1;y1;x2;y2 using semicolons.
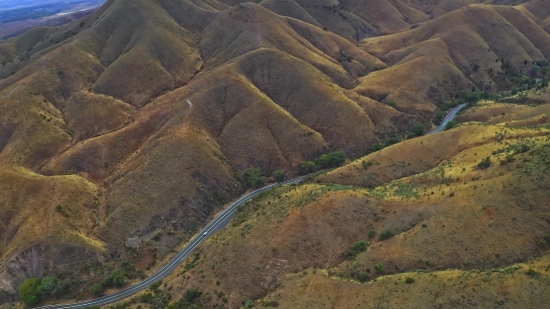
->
0;0;549;306
151;104;550;308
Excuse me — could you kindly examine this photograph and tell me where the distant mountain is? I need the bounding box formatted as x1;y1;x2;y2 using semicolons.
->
0;0;105;23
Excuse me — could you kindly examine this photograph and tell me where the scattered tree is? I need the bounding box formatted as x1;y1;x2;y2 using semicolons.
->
375;262;383;275
379;229;395;240
444;120;457;131
346;240;369;260
244;168;264;188
300;161;317;175
272;170;285;182
184;288;201;303
19;278;42;306
477;156;491;169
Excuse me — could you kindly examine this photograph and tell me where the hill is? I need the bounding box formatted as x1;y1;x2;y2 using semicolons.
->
153;102;550;308
0;0;549;307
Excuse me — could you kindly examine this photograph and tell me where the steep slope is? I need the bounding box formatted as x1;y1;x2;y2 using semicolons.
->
0;0;417;303
356;3;550;115
156;118;550;308
0;0;550;306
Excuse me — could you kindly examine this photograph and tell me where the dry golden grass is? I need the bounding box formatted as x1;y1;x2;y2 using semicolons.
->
261;255;550;308
360;3;550;109
157;114;550;307
0;0;549;306
458;100;550;126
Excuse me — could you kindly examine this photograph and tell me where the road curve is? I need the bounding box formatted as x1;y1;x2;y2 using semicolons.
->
36;176;311;309
428;104;467;134
36;105;467;309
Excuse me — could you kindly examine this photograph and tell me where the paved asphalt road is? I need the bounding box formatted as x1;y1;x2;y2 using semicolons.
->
428;104;467;134
36;106;466;309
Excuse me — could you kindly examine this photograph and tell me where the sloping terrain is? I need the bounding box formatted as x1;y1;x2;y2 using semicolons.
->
0;0;549;307
155;107;550;308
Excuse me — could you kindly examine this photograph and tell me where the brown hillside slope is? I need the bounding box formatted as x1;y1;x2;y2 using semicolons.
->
357;3;550;113
156;121;550;308
262;257;550;308
0;0;420;303
0;0;550;306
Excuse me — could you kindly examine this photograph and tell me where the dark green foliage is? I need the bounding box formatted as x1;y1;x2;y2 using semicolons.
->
379;229;395;240
149;282;160;292
102;270;125;288
347;240;369;260
184;288;201;303
375;262;383;274
405;277;415;284
369;143;385;153
120;260;136;278
444;120;457;131
433;110;446;125
300;161;317;175
19;278;42;306
316;151;345;169
90;283;103;297
246;300;254;308
272;170;285;182
300;151;346;175
387;101;398;109
527;268;539;277
40;276;66;297
244;168;264;188
409;122;424;138
140;292;154;303
362;160;374;169
339;49;354;62
385;137;400;147
477;157;491;170
511;143;531;154
368;229;376;238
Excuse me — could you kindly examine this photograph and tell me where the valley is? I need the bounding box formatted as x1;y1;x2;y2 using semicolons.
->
0;0;548;308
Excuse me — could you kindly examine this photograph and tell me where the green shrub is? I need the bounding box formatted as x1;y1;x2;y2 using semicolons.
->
405;277;415;284
149;282;160;292
245;299;254;308
410;122;424;138
90;283;103;297
433;110;446;125
375;262;383;275
379;229;395;240
444;120;457;131
40;276;66;297
387;101;398;109
477;156;491;169
140;292;154;303
362;160;374;169
367;229;376;238
244;168;264;188
102;270;124;288
272;170;285;182
346;240;369;260
184;288;201;303
369;143;385;153
299;161;317;175
527;268;538;277
19;278;42;306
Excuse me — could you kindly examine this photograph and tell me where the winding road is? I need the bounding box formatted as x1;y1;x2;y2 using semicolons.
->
36;106;466;309
428;104;467;134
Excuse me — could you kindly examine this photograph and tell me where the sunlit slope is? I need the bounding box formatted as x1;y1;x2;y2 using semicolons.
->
354;3;550;114
158;113;550;307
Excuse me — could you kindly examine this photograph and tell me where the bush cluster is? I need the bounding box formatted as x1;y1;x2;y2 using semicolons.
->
19;276;69;306
346;240;369;260
299;151;345;175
